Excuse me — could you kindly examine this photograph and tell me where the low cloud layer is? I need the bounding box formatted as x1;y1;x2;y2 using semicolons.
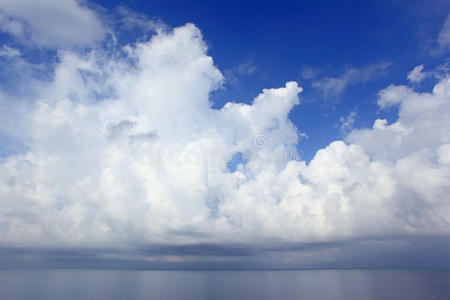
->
0;4;449;267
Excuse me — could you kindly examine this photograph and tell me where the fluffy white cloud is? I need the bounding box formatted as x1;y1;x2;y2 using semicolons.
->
0;0;105;47
407;65;429;83
0;19;449;250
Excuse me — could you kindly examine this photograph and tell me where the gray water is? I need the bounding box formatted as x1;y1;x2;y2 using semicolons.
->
0;269;449;300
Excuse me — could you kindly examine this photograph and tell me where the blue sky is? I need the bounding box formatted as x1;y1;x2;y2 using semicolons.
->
91;0;450;160
0;0;448;159
0;0;449;269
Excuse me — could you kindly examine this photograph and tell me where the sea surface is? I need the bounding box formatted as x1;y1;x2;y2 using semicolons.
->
0;269;449;300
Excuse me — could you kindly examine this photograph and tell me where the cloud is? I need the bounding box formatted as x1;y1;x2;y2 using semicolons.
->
0;0;105;47
408;62;450;84
0;45;20;58
0;4;449;268
301;66;323;80
430;14;450;56
223;59;257;86
438;15;450;48
312;62;392;98
2;236;450;269
0;14;25;39
339;111;357;134
236;60;257;76
113;6;166;40
407;65;429;83
312;77;347;97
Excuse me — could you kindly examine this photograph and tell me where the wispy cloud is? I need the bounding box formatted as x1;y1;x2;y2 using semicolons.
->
224;59;257;85
311;62;392;98
236;60;257;76
0;45;20;58
301;66;323;80
430;14;450;56
339;111;357;134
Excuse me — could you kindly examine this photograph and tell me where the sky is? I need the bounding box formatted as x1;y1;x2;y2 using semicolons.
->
0;0;449;269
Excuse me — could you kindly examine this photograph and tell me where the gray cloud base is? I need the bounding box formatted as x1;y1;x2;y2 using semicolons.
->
1;236;450;269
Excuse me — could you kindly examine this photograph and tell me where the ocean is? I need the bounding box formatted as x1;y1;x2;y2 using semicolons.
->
1;269;449;299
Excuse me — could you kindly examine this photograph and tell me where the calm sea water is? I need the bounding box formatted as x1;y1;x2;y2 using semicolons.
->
0;269;449;300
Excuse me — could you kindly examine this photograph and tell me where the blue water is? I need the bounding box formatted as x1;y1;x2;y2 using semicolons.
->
0;269;449;299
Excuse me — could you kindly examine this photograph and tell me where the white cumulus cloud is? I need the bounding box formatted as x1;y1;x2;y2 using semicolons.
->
0;13;449;252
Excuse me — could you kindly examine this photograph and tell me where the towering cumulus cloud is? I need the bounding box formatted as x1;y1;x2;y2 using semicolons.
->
0;17;449;267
